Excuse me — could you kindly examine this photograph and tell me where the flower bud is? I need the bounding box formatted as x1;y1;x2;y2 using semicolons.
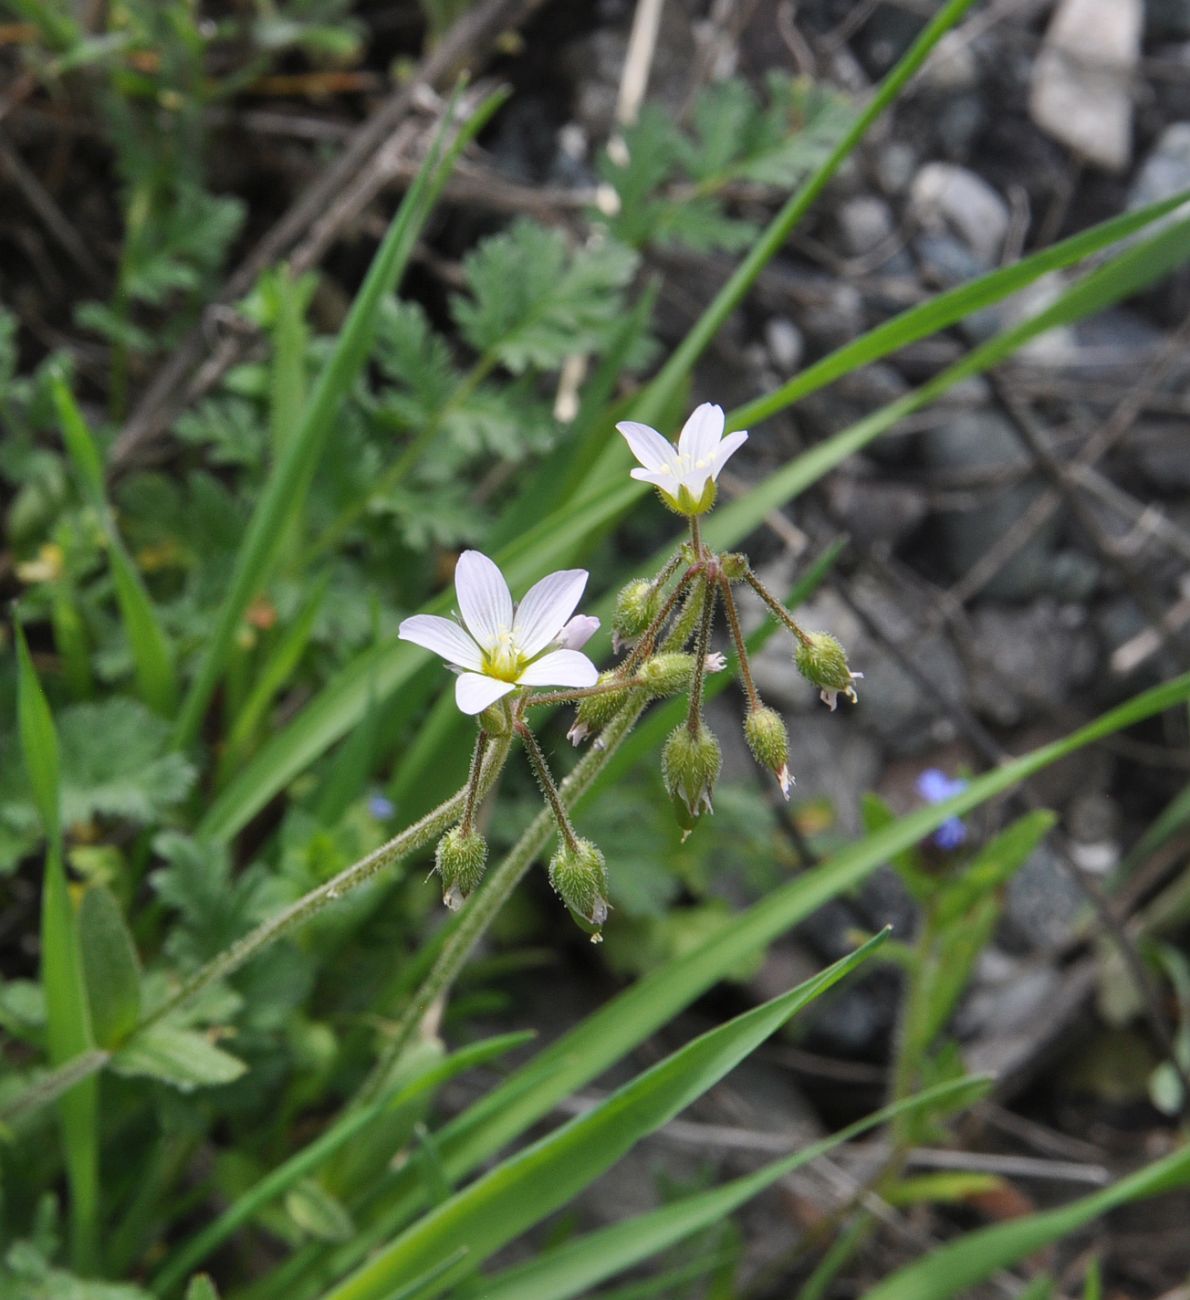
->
662;721;721;822
435;826;487;911
794;632;863;711
612;578;662;651
744;707;792;799
719;552;748;581
639;653;695;698
567;672;630;745
548;837;610;940
478;701;511;736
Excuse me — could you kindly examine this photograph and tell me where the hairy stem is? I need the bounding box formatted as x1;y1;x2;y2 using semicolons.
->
686;577;717;735
718;572;761;711
745;568;812;647
516;721;578;851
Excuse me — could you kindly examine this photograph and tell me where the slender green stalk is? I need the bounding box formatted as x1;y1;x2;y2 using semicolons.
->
460;730;490;833
686;578;717;735
745;569;812;646
356;695;649;1107
516;722;579;851
718;573;760;712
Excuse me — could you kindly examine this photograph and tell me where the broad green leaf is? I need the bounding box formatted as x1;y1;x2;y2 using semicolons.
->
79;885;142;1048
866;1143;1190;1300
173;87;509;748
112;1023;247;1091
478;1078;990;1300
325;933;887;1299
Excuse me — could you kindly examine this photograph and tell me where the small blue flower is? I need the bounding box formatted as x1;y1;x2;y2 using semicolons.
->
916;768;968;851
368;793;396;820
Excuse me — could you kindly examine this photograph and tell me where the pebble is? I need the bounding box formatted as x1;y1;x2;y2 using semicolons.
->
1029;0;1142;172
910;163;1011;264
1128;121;1190;211
1146;0;1190;41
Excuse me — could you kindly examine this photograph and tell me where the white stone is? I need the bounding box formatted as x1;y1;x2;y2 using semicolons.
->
909;162;1010;263
1029;0;1142;172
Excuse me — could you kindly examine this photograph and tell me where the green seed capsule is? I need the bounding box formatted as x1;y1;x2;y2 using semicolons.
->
435;826;487;911
662;721;721;820
548;838;610;937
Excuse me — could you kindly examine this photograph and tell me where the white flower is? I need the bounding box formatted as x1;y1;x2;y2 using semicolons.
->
617;403;748;515
555;615;600;651
399;551;600;715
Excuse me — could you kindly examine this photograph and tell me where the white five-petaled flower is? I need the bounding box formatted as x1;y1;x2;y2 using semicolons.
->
398;551;600;715
617;402;748;516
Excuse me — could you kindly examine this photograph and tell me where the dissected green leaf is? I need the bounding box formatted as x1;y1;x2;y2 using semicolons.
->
112;1023;247;1091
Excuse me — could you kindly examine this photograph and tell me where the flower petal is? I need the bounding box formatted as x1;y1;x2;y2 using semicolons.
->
710;429;748;479
630;467;676;491
455;672;517;715
513;568;589;657
556;614;600;651
676;403;724;466
455;550;513;650
398;614;484;670
516;648;598;688
617;420;676;473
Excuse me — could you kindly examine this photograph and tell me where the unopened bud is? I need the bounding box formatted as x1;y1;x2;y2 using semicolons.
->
662;722;721;823
719;552;748;581
744;707;792;799
639;653;695;698
435;826;487;911
568;673;629;745
548;837;610;939
794;632;863;711
613;578;662;650
478;702;511;736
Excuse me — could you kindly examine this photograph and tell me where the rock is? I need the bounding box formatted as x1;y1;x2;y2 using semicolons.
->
921;410;1063;600
1002;844;1087;950
825;469;929;551
1131;421;1190;490
910;163;1010;264
874;141;918;196
1146;0;1190;41
965;602;1098;728
1029;0;1142;173
920;30;981;93
1128;121;1190;210
763;317;803;373
836;196;916;275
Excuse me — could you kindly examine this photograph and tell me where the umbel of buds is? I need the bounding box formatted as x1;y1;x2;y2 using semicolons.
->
795;632;863;711
435;825;488;911
662;722;721;828
744;707;792;800
549;838;610;940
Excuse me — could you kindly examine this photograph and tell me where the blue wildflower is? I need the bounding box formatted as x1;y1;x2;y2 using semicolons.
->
916;768;968;850
368;793;396;820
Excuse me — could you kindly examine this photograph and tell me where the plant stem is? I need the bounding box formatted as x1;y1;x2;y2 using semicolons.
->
460;730;489;833
356;694;648;1106
745;568;812;646
689;513;703;559
516;721;578;852
718;572;760;711
686;577;717;735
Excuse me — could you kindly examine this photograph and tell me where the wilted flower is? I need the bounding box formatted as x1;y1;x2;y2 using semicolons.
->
617;403;748;516
399;551;599;715
916;768;969;850
794;632;863;711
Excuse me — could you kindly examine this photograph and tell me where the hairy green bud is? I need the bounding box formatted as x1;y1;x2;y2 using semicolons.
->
612;578;662;650
719;552;748;581
744;706;792;800
548;837;610;941
639;652;695;698
568;672;629;745
794;632;863;711
662;721;721;823
435;826;487;911
478;701;511;736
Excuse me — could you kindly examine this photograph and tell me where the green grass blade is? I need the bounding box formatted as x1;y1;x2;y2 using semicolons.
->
53;374;177;714
16;624;99;1272
626;0;978;431
479;1077;991;1300
151;1032;532;1296
78;884;142;1049
704;208;1190;554
731;188;1190;432
865;1143;1190;1300
173;87;509;749
325;933;888;1300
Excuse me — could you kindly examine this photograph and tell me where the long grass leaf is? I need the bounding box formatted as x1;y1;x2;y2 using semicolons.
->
325;934;888;1299
478;1077;991;1300
865;1143;1190;1300
16;625;99;1271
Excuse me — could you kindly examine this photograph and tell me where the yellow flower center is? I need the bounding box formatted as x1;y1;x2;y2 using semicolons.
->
483;631;528;682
